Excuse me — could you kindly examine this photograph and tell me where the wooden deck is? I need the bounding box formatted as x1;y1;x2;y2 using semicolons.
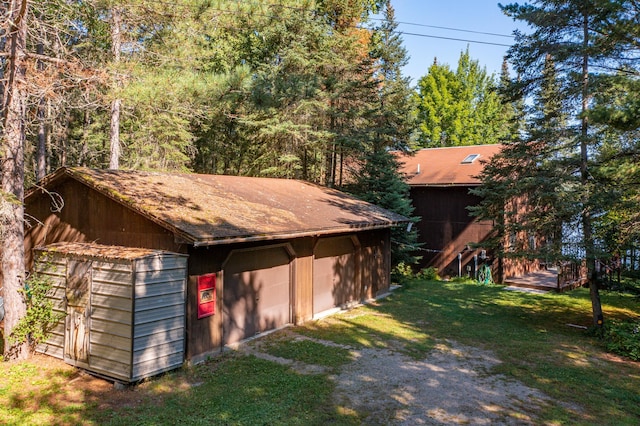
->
504;268;585;293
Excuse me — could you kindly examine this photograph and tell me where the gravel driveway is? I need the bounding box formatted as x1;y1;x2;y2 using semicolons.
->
241;331;554;425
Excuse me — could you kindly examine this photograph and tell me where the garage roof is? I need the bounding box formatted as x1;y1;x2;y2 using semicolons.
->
29;167;409;246
397;145;502;187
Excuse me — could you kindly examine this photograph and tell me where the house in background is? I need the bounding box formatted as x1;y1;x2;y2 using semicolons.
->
22;167;407;382
397;144;537;282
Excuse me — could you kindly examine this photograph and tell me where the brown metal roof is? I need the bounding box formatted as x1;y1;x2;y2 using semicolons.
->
397;144;503;187
30;167;408;246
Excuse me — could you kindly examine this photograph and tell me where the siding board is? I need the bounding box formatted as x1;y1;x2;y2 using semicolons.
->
34;244;187;383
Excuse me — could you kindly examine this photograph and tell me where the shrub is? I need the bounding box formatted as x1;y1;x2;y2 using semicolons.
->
602;320;640;361
416;266;440;281
450;276;477;284
391;262;415;286
9;272;64;349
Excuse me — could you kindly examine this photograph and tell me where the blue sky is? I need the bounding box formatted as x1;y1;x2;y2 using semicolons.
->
379;0;529;85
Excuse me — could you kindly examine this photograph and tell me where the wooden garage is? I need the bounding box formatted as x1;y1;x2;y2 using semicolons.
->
24;167;408;367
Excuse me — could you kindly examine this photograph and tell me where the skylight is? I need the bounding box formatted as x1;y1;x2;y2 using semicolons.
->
461;154;480;164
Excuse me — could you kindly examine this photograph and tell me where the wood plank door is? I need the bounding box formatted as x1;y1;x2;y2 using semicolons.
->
64;260;92;367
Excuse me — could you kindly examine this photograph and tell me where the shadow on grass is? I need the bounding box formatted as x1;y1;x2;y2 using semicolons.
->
1;354;360;426
1;360;85;425
294;280;640;425
2;280;638;425
87;355;360;426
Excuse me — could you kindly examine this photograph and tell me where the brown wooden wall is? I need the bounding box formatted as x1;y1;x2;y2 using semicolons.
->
24;178;185;270
357;229;391;298
410;186;493;277
23;180;394;361
290;237;314;324
182;231;391;361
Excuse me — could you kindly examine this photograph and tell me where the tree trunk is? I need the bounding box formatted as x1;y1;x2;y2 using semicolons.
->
581;9;604;328
109;7;122;170
109;98;121;169
36;39;46;181
1;0;29;360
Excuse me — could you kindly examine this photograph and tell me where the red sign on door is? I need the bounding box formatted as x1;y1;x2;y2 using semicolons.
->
197;274;216;319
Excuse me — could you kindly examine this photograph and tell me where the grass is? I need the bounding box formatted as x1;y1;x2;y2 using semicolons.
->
1;279;639;425
89;355;353;426
260;337;354;370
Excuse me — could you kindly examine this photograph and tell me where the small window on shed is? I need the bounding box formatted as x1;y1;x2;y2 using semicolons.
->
461;154;480;164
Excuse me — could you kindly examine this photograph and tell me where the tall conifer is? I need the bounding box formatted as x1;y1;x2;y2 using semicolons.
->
348;0;420;267
475;0;639;327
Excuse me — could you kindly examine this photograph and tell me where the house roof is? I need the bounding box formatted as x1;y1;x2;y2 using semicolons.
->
28;167;409;246
397;144;503;187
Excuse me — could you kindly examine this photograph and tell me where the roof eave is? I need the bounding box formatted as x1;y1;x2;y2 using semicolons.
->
408;182;481;187
191;221;408;247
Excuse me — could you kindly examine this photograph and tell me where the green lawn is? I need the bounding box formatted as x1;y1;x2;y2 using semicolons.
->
1;280;639;425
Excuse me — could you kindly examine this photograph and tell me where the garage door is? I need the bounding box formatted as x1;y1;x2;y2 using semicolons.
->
223;246;291;345
313;237;356;315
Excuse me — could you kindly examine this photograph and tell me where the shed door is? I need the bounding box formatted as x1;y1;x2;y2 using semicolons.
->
313;237;356;315
64;260;92;367
223;246;291;345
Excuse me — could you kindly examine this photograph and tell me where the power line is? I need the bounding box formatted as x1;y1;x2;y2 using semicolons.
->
368;17;514;39
397;31;512;47
112;0;516;48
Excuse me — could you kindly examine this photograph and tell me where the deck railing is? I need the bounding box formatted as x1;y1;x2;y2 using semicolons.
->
557;260;587;290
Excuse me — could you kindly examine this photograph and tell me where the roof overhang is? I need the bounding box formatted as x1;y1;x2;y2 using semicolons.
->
409;183;481;188
28;167;409;247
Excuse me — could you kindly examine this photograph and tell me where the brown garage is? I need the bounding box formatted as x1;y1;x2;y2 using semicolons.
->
23;167;408;368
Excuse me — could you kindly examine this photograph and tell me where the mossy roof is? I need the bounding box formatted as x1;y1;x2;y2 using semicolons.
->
30;167;408;246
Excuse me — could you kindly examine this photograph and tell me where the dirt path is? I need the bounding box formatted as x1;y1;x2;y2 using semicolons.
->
241;332;553;425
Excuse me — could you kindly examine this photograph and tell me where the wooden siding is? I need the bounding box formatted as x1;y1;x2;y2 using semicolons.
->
184;245;230;363
291;238;314;324
24;178;186;272
410;186;493;277
357;229;391;298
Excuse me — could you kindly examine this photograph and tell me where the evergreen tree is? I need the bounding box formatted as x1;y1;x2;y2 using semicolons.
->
414;49;509;147
347;0;420;267
590;73;640;260
475;0;640;327
497;58;525;141
471;55;575;265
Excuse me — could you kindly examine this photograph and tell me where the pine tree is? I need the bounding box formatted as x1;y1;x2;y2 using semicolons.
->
347;0;420;267
497;58;525;141
480;0;640;327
